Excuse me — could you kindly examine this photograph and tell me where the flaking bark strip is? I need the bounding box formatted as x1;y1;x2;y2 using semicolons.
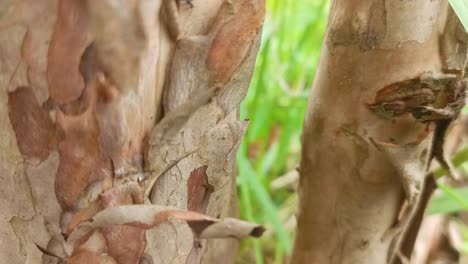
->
65;205;265;247
368;71;467;179
368;70;467;262
391;175;437;264
63;206;266;262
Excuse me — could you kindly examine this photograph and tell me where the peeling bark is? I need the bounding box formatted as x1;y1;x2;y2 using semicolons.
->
292;0;467;263
0;0;265;263
8;86;55;162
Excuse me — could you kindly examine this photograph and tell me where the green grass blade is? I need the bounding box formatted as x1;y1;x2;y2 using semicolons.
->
427;184;468;215
238;163;264;264
238;146;293;253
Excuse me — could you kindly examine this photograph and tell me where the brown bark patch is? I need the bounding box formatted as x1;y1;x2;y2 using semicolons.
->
54;89;104;209
101;225;146;264
70;230;118;264
207;0;265;86
187;165;213;213
8;86;55;161
47;0;89;104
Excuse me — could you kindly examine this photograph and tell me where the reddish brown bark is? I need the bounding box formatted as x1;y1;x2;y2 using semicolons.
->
0;0;265;263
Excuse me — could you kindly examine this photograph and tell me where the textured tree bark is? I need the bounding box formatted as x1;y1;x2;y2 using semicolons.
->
0;0;264;263
292;1;467;263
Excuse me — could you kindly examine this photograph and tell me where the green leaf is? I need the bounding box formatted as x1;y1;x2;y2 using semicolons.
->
427;184;468;215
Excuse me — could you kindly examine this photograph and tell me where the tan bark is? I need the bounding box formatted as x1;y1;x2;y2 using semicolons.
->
292;1;467;263
0;0;265;263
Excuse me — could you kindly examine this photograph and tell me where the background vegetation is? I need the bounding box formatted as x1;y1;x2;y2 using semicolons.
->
236;0;468;263
236;0;328;263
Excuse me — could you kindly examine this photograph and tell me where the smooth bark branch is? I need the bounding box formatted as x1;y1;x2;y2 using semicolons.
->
0;0;265;263
292;1;467;263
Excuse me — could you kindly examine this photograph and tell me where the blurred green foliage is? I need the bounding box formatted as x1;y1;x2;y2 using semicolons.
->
236;0;328;263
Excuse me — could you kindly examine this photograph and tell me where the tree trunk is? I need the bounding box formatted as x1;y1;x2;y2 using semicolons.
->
0;0;265;263
292;1;467;263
